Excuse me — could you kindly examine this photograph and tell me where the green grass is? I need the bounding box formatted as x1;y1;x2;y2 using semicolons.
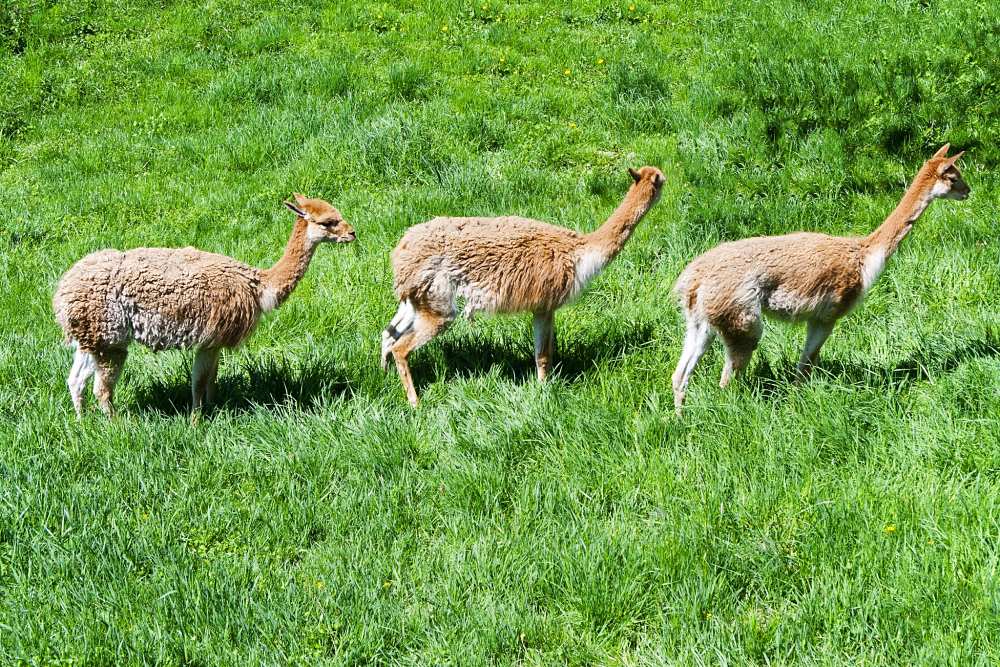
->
3;0;1000;663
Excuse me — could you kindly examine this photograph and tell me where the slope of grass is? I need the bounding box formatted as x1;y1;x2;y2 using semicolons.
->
2;0;1000;663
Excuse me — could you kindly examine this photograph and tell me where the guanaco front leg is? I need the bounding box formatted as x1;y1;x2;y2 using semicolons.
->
797;320;835;378
192;347;221;422
532;311;555;381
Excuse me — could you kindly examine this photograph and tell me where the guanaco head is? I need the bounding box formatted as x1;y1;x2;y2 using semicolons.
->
284;193;356;243
628;166;666;202
926;144;970;201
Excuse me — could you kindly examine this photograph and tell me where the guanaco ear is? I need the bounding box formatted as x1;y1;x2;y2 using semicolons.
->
932;144;950;159
936;151;965;174
284;200;307;218
293;192;309;206
628;167;641;183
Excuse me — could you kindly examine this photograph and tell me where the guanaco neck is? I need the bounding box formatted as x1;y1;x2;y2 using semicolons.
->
864;166;938;257
259;218;319;308
584;181;660;261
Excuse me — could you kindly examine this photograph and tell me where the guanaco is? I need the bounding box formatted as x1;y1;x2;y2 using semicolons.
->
672;145;969;412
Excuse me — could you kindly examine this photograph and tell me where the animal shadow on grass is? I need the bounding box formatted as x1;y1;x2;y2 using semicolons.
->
749;332;1000;400
135;355;354;417
411;319;658;390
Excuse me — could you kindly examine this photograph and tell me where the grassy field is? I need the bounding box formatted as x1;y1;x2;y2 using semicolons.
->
3;0;1000;663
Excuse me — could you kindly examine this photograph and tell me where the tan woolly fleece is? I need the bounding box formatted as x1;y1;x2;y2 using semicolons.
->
54;246;265;352
391;166;666;316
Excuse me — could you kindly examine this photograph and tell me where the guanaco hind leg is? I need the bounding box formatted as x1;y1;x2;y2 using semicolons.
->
67;345;97;418
92;349;127;418
384;303;453;407
672;319;715;413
